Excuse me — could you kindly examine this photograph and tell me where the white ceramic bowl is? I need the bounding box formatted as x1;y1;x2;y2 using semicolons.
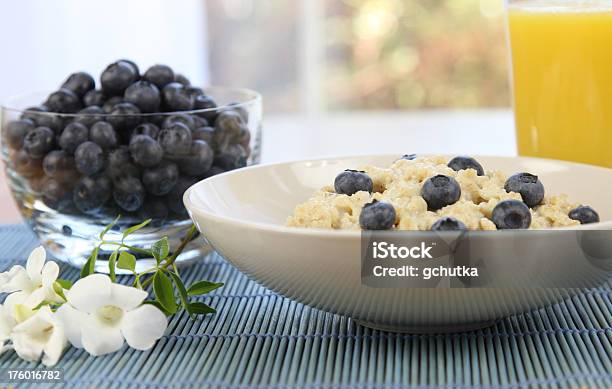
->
184;155;612;332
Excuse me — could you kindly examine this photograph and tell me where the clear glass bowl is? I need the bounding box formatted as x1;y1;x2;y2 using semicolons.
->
1;86;262;272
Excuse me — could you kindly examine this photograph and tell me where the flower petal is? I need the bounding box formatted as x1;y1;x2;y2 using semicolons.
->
81;316;125;356
0;305;15;340
0;266;30;293
109;283;148;311
41;261;59;289
41;323;66;366
121;304;167;350
4;291;28;318
66;274;112;313
11;306;56;363
55;304;85;349
26;246;46;285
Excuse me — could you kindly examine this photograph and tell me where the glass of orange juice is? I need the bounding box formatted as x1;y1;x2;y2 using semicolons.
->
507;0;612;168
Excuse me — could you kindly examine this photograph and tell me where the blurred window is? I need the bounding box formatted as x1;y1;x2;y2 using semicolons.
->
207;0;510;113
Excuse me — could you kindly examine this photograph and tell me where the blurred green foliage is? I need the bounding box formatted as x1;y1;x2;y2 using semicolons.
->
325;0;510;109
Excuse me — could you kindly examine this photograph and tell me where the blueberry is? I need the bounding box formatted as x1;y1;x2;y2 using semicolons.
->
101;61;138;96
569;205;600;224
214;110;245;149
142;161;179;196
359;200;396;230
143;64;175;89
11;149;42;178
213;144;247;170
193;94;218;121
227;103;249;122
129;135;163;167
176;140;214;176
124;80;160;112
448;156;484;176
186;86;204;97
174;73;191;86
157;122;192;155
239;128;251;151
73;106;105;128
46;89;82;113
42;150;79;182
162;113;195;130
90;121;118;150
102;96;124;113
22;127;55;158
107;146;141;181
59;122;89;154
334;170;373;195
75;141;105;175
192;115;209;128
113;175;145;212
106;102;141;131
431;216;467;231
3;119;35;149
421;175;461;211
131;122;160;139
401;154;417;160
118;59;140;77
162;82;193;111
491;199;532;229
20;107;64;134
41;178;73;211
504;173;545;207
73;175;112;214
61;72;95;97
166;177;198;216
83;89;106;107
192;126;215;145
139;197;169;223
205;166;226;178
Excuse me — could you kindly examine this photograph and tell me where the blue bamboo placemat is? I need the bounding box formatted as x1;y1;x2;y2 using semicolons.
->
0;224;610;389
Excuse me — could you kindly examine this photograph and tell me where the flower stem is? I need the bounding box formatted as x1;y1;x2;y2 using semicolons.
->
140;224;198;289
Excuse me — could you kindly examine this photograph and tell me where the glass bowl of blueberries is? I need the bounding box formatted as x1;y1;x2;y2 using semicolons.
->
1;59;262;271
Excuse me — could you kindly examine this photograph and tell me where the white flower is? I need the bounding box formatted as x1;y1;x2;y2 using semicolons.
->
0;246;62;315
11;306;66;366
0;304;15;354
56;274;167;356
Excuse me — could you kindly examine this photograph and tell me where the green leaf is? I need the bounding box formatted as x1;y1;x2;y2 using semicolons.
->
52;282;67;301
169;272;189;313
153;271;177;314
117;251;136;272
122;219;151;240
142;300;171;316
80;246;99;278
108;251;119;282
99;215;121;240
187;281;224;296
56;279;73;290
187;302;216;315
151;237;170;264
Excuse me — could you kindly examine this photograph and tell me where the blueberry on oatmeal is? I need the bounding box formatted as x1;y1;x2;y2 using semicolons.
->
334;170;373;196
447;156;484;176
421;174;461;211
359;200;396;230
569;205;600;224
504;173;545;207
491;199;532;229
431;217;467;231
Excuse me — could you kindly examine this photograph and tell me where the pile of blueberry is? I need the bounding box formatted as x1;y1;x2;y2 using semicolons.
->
3;60;252;221
333;156;600;230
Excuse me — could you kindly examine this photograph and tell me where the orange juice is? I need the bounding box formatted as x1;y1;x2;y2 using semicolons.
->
508;1;612;168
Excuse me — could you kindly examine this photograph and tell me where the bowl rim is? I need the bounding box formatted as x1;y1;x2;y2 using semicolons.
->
0;85;262;118
184;153;612;237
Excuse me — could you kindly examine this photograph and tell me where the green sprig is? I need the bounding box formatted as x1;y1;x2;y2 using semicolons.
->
82;217;222;318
